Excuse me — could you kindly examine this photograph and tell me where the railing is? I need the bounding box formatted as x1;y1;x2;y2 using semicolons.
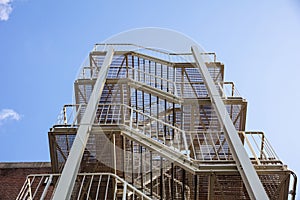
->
56;104;86;126
185;131;231;161
55;103;281;165
74;78;240;101
184;131;281;163
59;80;241;126
56;103;190;159
16;173;151;200
129;66;178;96
76;43;218;82
93;43;217;63
78;66;100;79
125;104;190;159
140;171;191;200
16;171;297;200
217;81;242;98
241;131;281;165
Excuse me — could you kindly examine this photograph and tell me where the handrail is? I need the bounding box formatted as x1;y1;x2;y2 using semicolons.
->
290;170;297;200
94;43;217;61
17;173;152;200
54;103;282;164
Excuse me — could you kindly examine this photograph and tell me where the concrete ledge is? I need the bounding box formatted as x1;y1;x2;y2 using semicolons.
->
0;162;51;169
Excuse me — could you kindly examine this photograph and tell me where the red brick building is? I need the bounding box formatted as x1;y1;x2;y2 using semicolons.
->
0;162;51;199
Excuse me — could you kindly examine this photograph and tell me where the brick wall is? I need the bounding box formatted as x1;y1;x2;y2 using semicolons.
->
0;162;51;200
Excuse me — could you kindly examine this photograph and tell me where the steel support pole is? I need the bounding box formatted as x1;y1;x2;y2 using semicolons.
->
191;46;268;200
52;47;114;200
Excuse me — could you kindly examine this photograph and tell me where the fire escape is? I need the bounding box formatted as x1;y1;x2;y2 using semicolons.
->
17;44;297;199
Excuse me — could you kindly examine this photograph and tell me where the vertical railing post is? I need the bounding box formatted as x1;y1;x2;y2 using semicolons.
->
40;175;53;199
122;182;127;200
63;106;67;124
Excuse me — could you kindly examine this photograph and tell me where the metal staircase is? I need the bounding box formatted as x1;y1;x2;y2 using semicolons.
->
18;44;297;199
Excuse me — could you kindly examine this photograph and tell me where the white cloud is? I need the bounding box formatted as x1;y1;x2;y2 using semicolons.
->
0;0;12;21
0;109;21;122
0;0;11;4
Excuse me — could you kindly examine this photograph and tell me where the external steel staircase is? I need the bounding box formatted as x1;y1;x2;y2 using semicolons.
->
18;43;297;199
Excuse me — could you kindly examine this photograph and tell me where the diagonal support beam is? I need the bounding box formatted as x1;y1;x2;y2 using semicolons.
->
52;47;114;200
191;46;268;200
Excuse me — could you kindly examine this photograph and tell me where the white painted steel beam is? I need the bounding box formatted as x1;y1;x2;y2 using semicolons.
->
52;47;114;200
191;46;269;200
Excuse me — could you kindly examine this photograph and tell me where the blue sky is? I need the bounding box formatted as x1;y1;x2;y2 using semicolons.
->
1;0;300;195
